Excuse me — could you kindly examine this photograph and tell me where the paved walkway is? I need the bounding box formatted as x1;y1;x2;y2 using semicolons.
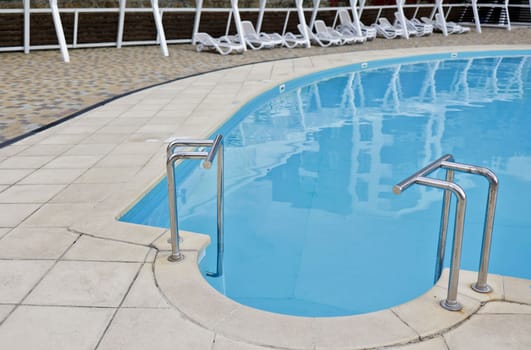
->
2;27;531;146
0;29;530;350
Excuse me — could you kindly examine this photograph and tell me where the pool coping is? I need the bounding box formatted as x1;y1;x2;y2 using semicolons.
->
64;45;531;349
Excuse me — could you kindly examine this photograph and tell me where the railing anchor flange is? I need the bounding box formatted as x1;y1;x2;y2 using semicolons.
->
168;253;185;262
471;282;492;294
440;300;463;312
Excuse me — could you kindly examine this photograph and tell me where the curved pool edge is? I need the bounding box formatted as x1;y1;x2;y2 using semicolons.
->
62;45;531;349
154;247;531;350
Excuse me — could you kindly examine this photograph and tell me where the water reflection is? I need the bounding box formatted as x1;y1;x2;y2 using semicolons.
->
198;56;529;218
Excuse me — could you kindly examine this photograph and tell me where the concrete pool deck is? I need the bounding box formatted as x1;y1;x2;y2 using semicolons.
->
1;42;531;348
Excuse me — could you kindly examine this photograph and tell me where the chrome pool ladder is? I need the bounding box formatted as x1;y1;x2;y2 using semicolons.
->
393;154;499;311
166;135;224;278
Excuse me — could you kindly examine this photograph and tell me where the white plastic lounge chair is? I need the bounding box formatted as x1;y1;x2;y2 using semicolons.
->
408;17;434;36
240;20;284;49
435;13;470;34
336;9;376;41
372;17;405;39
422;15;470;34
393;12;428;37
334;25;366;44
314;20;362;45
298;24;342;47
194;32;244;55
282;31;308;48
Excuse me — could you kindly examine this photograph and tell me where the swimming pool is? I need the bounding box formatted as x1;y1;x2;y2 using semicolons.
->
121;51;531;317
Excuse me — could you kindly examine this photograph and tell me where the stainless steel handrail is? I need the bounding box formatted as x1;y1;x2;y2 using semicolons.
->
165;135;224;278
394;154;499;311
440;160;499;293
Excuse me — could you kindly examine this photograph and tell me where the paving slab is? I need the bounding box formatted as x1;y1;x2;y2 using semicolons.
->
74;167;140;184
17;144;70;157
107;142;162;155
0;228;11;239
504;276;531;304
391;285;481;338
0;305;114;350
312;310;419;350
0;145;29;157
213;335;272;350
0;203;41;227
83;134;143;147
19;168;86;185
0;227;78;259
145;248;157;263
122;264;170;308
94;154;151;168
0;305;15;324
51;183;116;203
0;184;66;203
0;169;34;184
444;314;531;350
70;213;165;245
0;156;54;169
37;134;88;145
478;301;531;314
155;251;238;330
63;235;150;262
384;337;448;350
0;260;54;303
21;203;95;227
62;143;116;156
97;308;214;350
25;261;141;307
43;155;102;169
215;305;316;349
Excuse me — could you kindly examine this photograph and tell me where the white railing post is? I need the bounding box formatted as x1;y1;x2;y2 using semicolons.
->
24;0;30;54
192;0;203;45
117;0;126;48
49;0;70;62
231;0;247;52
471;0;482;33
295;0;311;48
151;0;168;56
257;0;266;32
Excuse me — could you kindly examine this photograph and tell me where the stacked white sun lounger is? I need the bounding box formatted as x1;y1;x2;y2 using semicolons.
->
194;32;245;55
396;13;433;37
336;9;376;41
314;20;365;45
422;14;470;34
194;7;471;55
298;24;342;47
372;17;406;39
240;21;285;50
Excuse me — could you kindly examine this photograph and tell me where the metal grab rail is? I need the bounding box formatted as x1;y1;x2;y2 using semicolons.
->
394;154;499;311
166;135;224;278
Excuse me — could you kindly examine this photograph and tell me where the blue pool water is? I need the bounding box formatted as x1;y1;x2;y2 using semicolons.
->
121;52;531;317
